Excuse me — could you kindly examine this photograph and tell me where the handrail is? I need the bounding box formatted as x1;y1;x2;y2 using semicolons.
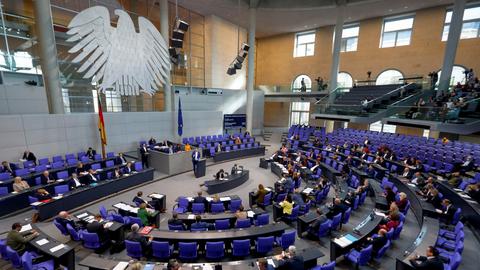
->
314;86;349;105
365;83;415;106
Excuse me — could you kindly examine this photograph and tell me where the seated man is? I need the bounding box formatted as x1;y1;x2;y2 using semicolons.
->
408;246;444;270
22;150;37;165
365;229;388;257
123;162;134;174
68;173;84;190
85;169;99;185
411;172;425;186
459;155;475;173
1;161;17;176
190;215;208;231
168;212;186;230
126;223;153;255
34;188;52;201
326;198;348;219
193;191;208;207
7;223;39;254
275;245;304;270
86;147;97;159
436;199;457;225
40;170;55;185
86;214;109;243
447;172;462;187
55;211;82;230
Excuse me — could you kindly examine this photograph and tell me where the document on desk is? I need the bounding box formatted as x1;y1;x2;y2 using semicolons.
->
49;244;65;253
77;213;88;219
143;264;155;270
104;222;113;229
20;224;32;232
220;196;231;201
30;202;43;206
36;239;49;246
459;194;471;199
303;188;313;194
374;211;386;217
247;211;255;218
333;237;350;248
113;262;129;270
188;214;195;220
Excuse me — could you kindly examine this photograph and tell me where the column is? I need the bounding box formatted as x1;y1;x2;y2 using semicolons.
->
438;0;466;96
33;0;64;114
328;5;345;103
160;0;172;111
246;0;257;133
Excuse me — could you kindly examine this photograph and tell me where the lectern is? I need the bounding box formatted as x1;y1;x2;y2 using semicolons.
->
195;158;206;178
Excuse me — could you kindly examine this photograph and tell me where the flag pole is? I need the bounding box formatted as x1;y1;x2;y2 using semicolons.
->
96;87;107;159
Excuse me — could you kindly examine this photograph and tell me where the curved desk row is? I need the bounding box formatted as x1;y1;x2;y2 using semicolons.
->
36;168;154;221
204;170;249;194
176;207;265;227
79;247;324;270
175;195;241;212
213;146;266;162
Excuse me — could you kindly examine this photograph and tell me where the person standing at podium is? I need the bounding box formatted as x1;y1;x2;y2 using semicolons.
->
140;143;149;169
192;149;201;173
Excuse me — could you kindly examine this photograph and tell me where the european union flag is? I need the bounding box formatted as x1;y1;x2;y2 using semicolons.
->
178;97;183;136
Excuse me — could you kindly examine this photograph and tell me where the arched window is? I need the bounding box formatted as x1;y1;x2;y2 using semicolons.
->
292;75;312;92
375;69;404;85
437;65;467;85
338;72;353;88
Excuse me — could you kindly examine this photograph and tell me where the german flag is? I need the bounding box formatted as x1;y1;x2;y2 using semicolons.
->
97;95;107;145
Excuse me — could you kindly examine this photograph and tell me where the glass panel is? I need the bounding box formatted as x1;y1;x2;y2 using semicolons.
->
292;75;312;91
396;30;412;46
423;129;430;138
384;17;414;32
445;11;452;24
376;70;403;85
381;32;396;48
463;6;480;21
382;123;396;133
295;44;306;57
297;32;315;44
340;39;347;52
306;43;315;56
342;26;359;38
437;66;467;85
460;21;480;39
346;37;358;51
369;121;382;132
299;112;310;125
338;72;353;88
442;24;450;41
291;111;300;125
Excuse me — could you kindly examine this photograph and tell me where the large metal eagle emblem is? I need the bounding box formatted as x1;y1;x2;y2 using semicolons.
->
66;6;171;96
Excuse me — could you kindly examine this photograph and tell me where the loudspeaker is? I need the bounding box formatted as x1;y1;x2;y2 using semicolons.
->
241;43;250;51
227;67;236;75
169;47;179;57
235;55;245;63
176;19;189;32
170;38;183;48
233;61;242;70
172;29;185;40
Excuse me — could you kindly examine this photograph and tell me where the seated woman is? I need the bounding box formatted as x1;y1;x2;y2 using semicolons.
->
137;203;154;226
254;184;268;205
379;212;400;231
12;177;30;192
235;205;248;220
396;192;408;212
35;188;51;201
279;194;294;216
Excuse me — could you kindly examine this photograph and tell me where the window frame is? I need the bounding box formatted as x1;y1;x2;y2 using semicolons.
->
294;31;316;58
380;14;415;48
340;24;360;52
442;5;480;41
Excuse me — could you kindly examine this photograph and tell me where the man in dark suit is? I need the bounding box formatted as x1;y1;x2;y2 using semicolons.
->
40;170;55;184
139;144;149;169
275;245;304;270
84;169;99;185
459;155;475;173
366;229;388;256
190;215;208;230
1;161;17;176
168;213;186;230
68;173;84;190
148;137;157;146
123;162;134;174
86;214;108;242
193;191;208;207
86;147;96;159
437;199;457;225
326;198;348;219
408;246;444;270
192;150;201;175
126;223;153;255
308;208;329;234
55;211;82;230
22;150;37;165
132;191;153;208
116;153;128;165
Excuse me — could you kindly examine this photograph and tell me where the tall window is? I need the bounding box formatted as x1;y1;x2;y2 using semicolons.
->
337;72;354;88
369;121;397;133
437;65;467;85
291;75;312;92
376;69;404;85
442;6;480;41
380;15;414;48
291;102;311;126
341;25;359;52
294;31;315;57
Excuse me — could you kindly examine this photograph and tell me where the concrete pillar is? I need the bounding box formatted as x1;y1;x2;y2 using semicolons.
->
438;0;466;96
33;0;64;114
160;0;172;111
246;1;256;133
328;4;345;103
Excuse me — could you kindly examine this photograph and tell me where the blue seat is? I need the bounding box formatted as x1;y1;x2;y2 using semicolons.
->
192;203;205;214
276;230;296;250
310;261;336;270
134;162;143;171
106;152;115;158
125;240;143;259
38;158;50;166
179;242;197;260
174;197;189;213
82;232;103;250
214;219;230;230
236;218;251;228
330;213;342;231
232;239;250;257
345;244;372;269
54;185;69;196
128;217;143;227
256;236;274;254
67;159;78;166
255;213;269;226
373;239;390;260
53;219;69;236
209;147;216;157
258;192;272;209
210;203;225;213
392;221;404;240
168;224;185;231
205;241;225;260
152;241;173;259
105;160;114;167
6;246;23;268
66;223;83;241
94;154;102;161
229;199;242;212
0;239;9;261
15;168;29;177
56;170;69;180
342;207;352;225
91;163;101;170
0;187;8;196
275;193;287;203
191;227;207;232
52;156;63;163
35;165;47;173
111;214;128;224
311;219;331;239
28;195;39;205
65;153;75;160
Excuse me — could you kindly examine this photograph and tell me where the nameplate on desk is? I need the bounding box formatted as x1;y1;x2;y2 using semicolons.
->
187;214;195;220
53;195;63;200
453;188;463;192
112;261;129;270
220;197;231;202
11;191;18;194
186;197;193;201
104;222;113;229
247;211;255;218
30;202;42;206
459;194;471;199
77;213;88;219
303;188;313;194
374;211;386;217
407;183;416;187
49;244;65;253
57;179;64;182
36;238;49;246
20;224;32;232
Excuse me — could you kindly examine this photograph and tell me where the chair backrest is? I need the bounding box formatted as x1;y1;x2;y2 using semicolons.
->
262;192;272;206
6;246;22;268
331;213;342;230
28;195;38;204
81;156;89;163
192;203;205;214
35;164;47;173
67;159;78;166
0;239;8;260
54;185;69;196
15;168;29;177
256;236;274;253
53;219;69;235
342;207;352;224
105;160;114;168
0;187;8;196
178;197;189;208
319;261;336;270
318;220;332;237
168;224;185;231
279;230;296;249
94;154;102;161
229;199;242;212
375;240;390;259
125;240;143;259
236;218;251;228
232;239;250;257
38;158;50;165
56;170;69;180
392;221;404;240
179;242;197;259
214;219;230;230
210;203;225;213
255;213;269;226
358;245;373;265
106;152;115;158
152;241;171;259
52;155;63;163
134;162;143;171
66;223;81;241
276;193;287;203
99;206;108;219
91;163;101;170
205;241;224;259
452;208;462;225
129;217;143;227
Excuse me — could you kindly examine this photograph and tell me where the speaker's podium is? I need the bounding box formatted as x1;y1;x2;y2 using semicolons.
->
195;158;206;178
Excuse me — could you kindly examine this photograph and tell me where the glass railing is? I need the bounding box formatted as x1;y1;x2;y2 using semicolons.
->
256;81;333;94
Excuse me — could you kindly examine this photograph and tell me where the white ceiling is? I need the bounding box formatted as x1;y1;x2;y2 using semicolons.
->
169;0;455;37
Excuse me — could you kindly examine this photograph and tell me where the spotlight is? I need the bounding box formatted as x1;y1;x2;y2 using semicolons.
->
175;19;189;32
241;43;250;52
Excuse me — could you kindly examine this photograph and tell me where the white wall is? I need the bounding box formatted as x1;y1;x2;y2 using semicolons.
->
0;84;49;115
0;111;223;163
205;15;248;90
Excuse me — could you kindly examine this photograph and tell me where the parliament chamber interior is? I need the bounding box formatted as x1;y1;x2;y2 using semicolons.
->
1;0;480;269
